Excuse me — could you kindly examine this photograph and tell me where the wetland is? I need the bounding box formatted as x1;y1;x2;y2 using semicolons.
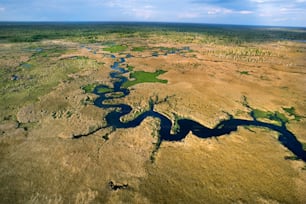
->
0;22;306;203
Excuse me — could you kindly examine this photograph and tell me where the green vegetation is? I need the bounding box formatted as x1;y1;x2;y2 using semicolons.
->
302;143;306;151
82;84;113;94
81;83;97;93
1;23;306;45
103;45;127;53
252;109;288;124
284;156;300;161
70;56;89;60
66;111;73;118
0;45;98;119
172;113;184;134
102;133;110;141
126;65;134;72
97;87;113;94
159;47;179;53
238;71;249;75
132;47;146;52
282;107;303;121
21;63;32;68
123;70;168;88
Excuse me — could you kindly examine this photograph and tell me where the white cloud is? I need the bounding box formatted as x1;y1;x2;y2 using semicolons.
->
206;7;232;15
103;0;157;19
239;10;254;14
128;7;156;19
0;0;304;26
207;9;219;15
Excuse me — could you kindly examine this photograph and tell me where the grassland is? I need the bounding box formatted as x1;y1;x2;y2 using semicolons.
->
0;22;306;204
132;47;146;52
283;107;303;121
97;86;113;94
103;45;128;53
123;70;168;88
82;83;98;93
252;109;289;124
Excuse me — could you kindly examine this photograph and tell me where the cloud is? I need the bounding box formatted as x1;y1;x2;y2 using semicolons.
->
207;8;232;15
0;0;304;26
103;0;157;19
250;0;306;25
239;10;254;14
127;7;156;19
191;0;253;10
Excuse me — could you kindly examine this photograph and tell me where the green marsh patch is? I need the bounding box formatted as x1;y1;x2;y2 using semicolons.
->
126;65;134;72
97;86;113;94
82;84;113;94
123;70;167;88
81;83;97;93
282;107;303;121
238;71;249;75
252;109;288;124
0;53;94;118
132;47;146;52
103;45;127;53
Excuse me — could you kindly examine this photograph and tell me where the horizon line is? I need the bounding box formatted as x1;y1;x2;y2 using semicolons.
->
0;21;305;29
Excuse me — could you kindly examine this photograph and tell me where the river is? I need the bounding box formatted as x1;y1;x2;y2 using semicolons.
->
78;55;306;162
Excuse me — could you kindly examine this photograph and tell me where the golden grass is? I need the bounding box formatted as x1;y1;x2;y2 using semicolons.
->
0;32;305;203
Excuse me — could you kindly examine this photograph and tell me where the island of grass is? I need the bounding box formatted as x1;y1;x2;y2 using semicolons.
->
123;70;168;88
132;47;146;52
282;107;303;121
251;109;288;124
97;86;113;94
81;83;97;93
103;45;127;53
82;84;113;94
126;65;134;72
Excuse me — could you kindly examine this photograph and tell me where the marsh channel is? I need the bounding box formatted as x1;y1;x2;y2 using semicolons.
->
76;55;306;162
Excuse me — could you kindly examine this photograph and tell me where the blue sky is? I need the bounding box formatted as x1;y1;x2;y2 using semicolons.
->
0;0;305;27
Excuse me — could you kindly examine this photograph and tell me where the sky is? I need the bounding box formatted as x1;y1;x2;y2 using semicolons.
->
0;0;305;27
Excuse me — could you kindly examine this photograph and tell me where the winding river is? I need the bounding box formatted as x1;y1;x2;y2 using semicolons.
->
80;55;306;162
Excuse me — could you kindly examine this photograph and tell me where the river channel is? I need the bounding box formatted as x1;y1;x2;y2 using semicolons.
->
84;55;306;162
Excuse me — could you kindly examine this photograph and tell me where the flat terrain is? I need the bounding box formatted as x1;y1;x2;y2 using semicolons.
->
0;23;306;203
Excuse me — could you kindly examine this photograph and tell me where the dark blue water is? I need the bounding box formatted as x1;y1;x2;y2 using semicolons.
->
78;56;306;162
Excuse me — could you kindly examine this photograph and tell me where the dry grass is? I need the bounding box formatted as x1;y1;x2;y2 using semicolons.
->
0;30;305;203
141;128;304;203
